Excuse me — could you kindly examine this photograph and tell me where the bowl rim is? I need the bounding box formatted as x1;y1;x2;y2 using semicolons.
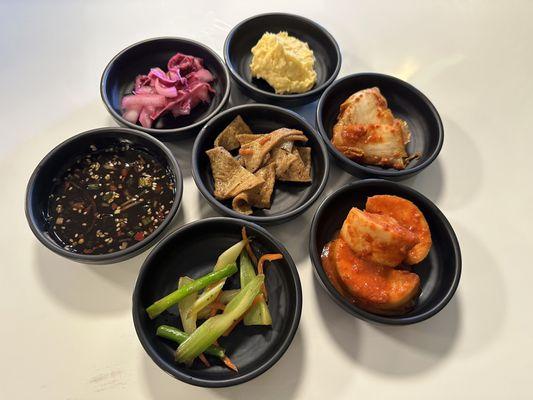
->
100;36;231;135
132;216;303;387
191;103;330;223
316;72;444;178
25;127;183;263
223;12;342;101
309;179;461;325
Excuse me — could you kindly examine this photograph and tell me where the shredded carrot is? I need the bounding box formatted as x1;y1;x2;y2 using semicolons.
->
239;148;253;155
209;301;226;317
198;353;211;367
222;356;238;372
209;293;224;317
257;253;283;301
241;227;258;265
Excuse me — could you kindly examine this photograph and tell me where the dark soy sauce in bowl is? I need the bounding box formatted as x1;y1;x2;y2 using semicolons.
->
47;143;176;255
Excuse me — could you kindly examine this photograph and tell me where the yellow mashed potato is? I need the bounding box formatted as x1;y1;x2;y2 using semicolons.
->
250;31;317;94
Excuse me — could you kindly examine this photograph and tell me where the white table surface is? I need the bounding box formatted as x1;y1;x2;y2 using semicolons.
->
1;1;532;398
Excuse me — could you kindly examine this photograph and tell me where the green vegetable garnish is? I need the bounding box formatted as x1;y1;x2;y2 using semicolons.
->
145;262;237;319
240;251;272;326
175;274;264;365
188;240;247;317
156;325;238;371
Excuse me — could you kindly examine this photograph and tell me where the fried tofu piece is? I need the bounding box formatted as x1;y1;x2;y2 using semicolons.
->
206;147;264;200
232;164;276;214
340;207;418;267
238;128;307;172
268;143;299;177
332;87;411;169
366;195;432;265
278;147;312;182
332;238;420;313
214;115;252;151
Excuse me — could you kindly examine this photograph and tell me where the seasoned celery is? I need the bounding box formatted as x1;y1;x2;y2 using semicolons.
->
177;277;197;334
157;325;225;358
145;262;237;319
188;240;246;317
240;251;272;326
175;275;264;365
197;290;240;320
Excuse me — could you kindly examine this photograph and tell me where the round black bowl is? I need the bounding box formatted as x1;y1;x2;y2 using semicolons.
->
101;37;230;136
309;180;461;325
25;127;183;264
192;103;330;224
316;73;444;180
132;217;302;387
224;13;341;107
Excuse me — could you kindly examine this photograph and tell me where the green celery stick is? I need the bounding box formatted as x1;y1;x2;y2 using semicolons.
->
240;251;272;326
188;240;247;317
145;262;237;319
175;275;264;365
156;325;225;358
177;277;197;334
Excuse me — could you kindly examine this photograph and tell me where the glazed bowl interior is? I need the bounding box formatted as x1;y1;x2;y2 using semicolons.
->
224;13;341;105
317;73;443;179
309;180;461;324
101;37;230;135
192;104;329;224
25;127;182;264
132;217;302;387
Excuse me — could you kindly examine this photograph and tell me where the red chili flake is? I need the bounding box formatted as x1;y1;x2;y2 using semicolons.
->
134;231;145;241
111;203;118;210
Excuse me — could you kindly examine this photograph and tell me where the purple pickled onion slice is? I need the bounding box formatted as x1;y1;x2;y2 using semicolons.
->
121;52;215;126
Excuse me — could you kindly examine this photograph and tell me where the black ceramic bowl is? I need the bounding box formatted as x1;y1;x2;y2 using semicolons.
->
101;37;230;136
192;104;330;224
224;13;341;106
316;73;444;179
132;217;302;387
309;180;461;325
25;127;183;264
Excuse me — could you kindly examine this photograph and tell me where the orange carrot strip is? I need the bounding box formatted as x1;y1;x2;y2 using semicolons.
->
209;293;224;317
209;301;226;317
241;227;258;265
222;356;238;372
198;353;211;367
257;253;283;301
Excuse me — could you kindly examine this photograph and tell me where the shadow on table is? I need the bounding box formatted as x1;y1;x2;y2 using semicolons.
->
404;116;483;208
404;158;444;203
312;215;507;375
312;271;460;376
32;206;186;315
142;329;305;400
